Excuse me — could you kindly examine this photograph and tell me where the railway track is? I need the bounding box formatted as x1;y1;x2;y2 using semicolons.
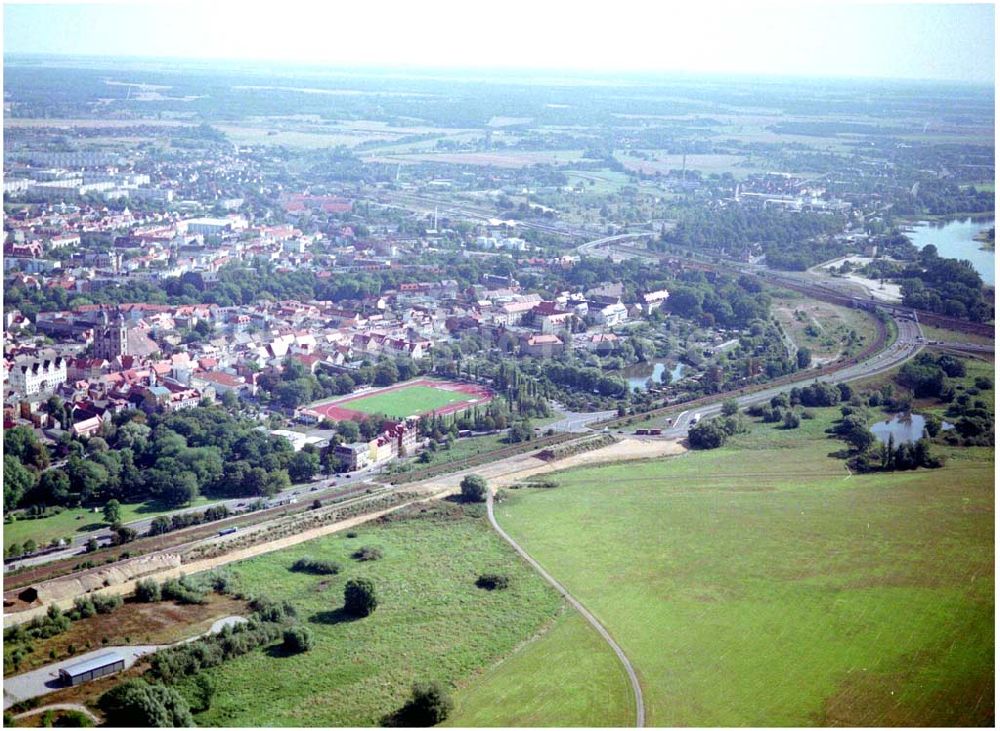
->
3;480;389;592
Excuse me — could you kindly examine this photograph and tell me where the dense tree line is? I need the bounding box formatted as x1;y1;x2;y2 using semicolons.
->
896;246;992;322
656;205;848;270
664;270;772;329
889;180;994;217
687;414;747;449
4;405;297;515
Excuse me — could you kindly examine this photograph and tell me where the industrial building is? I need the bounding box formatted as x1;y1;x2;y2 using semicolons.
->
58;652;126;686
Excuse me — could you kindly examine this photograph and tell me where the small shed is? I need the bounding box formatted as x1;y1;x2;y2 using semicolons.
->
58;651;126;686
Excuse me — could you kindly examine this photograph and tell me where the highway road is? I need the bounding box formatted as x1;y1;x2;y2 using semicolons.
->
576;232;655;258
547;404;617;432
658;313;925;439
925;341;995;356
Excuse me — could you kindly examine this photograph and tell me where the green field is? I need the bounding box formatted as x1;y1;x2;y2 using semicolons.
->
404;432;508;469
493;407;994;726
180;502;628;726
397;415;559;471
447;610;634;727
339;384;475;419
3;497;214;549
922;323;996;347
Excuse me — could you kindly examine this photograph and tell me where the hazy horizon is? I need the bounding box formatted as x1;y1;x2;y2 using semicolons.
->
3;2;995;85
3;51;995;90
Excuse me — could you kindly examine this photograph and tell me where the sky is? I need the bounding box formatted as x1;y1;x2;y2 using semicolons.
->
2;1;996;84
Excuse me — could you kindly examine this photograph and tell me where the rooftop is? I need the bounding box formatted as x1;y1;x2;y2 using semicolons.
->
60;651;124;676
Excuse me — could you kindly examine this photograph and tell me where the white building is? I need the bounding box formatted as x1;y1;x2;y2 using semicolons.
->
9;355;67;396
3;179;30;196
598;301;629;327
640;289;670;314
181;216;248;236
130;187;175;204
49;234;81;249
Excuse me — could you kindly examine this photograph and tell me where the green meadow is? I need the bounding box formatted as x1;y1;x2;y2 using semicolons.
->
4;496;214;550
182;503;630;726
492;406;994;726
447;610;634;727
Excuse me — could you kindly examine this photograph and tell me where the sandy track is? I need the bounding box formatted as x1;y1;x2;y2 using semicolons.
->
12;703;100;723
5;437;683;627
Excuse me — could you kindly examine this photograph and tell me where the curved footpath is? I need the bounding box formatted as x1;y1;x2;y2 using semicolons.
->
12;703;100;724
3;616;247;710
486;489;646;727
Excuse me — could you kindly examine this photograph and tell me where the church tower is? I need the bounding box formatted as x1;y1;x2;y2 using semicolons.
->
94;306;129;361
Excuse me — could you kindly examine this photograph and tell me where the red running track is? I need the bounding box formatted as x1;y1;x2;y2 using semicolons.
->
304;379;493;422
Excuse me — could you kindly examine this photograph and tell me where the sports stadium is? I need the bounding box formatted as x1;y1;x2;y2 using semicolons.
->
302;378;492;422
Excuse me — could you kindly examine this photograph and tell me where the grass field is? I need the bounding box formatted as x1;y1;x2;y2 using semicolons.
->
405;432;509;469
342;384;472;419
493;407;994;726
772;296;877;363
614;152;760;177
3;497;214;549
446;610;634;727
367;150;586;168
922;323;996;347
178;502;629;727
564;170;634;195
400;415;560;471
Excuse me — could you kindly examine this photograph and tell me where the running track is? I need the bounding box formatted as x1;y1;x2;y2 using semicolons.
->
305;378;493;421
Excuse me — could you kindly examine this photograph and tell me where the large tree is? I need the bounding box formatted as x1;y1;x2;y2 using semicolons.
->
383;682;453;727
103;499;122;525
98;679;194;727
288;451;320;483
459;474;488;503
3;455;34;512
343;578;378;617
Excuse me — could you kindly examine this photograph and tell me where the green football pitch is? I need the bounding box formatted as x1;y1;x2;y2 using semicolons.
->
341;385;472;418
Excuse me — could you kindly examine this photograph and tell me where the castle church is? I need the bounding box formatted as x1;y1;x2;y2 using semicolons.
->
93;307;130;361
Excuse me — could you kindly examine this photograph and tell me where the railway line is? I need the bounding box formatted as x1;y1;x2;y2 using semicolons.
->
2;478;393;593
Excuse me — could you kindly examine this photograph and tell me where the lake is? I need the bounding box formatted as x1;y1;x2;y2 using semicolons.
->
906;217;995;286
624;361;686;390
870;413;954;445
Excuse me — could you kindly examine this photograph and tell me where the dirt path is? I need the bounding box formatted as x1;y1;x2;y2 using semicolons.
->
12;703;100;723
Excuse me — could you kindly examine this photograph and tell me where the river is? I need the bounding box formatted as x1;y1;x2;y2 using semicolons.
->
906;217;995;286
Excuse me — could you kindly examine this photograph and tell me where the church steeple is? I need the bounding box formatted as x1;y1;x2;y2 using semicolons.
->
94;305;129;361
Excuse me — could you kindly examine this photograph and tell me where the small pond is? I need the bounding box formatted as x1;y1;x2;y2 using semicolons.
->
624;361;686;390
870;413;954;445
